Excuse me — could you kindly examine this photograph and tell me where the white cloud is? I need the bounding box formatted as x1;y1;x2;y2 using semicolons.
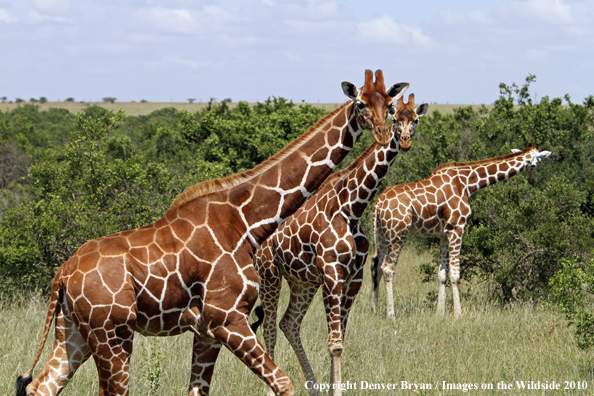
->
506;0;572;24
30;0;70;14
28;9;71;23
284;19;341;34
0;8;16;22
357;15;431;46
135;5;235;35
437;9;492;26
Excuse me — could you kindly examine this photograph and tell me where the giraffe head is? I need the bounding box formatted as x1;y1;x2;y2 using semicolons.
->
511;143;552;184
390;93;428;152
341;69;409;146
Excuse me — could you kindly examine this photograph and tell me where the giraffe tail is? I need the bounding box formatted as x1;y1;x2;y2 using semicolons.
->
15;268;64;396
371;255;380;291
249;304;264;333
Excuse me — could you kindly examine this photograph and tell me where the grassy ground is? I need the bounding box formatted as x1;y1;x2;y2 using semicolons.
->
3;244;592;395
0;101;490;117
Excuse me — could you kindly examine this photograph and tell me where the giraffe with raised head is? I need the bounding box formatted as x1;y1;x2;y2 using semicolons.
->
253;93;428;396
371;144;552;319
15;70;405;396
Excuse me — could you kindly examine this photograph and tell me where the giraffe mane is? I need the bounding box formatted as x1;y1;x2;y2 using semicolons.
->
317;142;380;190
167;101;352;214
430;146;533;175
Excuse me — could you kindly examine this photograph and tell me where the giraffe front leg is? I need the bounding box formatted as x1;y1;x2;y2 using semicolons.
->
437;238;449;316
188;334;221;396
447;228;464;318
213;313;294;396
321;278;347;396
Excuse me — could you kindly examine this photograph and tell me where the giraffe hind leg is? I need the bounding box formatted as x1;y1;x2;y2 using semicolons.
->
278;284;319;395
24;298;92;396
188;334;222;396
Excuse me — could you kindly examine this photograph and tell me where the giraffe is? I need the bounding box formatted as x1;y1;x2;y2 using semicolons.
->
15;70;407;396
253;93;428;396
371;144;552;319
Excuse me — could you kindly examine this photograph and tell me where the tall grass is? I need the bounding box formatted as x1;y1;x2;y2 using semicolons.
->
2;244;593;395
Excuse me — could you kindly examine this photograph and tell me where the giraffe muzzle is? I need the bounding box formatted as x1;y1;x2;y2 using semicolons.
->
373;124;391;146
399;134;412;152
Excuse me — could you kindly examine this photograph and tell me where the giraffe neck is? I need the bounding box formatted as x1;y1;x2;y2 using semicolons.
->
339;137;400;220
173;102;365;248
462;152;529;196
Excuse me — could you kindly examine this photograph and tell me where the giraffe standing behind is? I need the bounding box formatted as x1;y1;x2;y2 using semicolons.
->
16;70;405;396
372;144;552;319
253;93;428;396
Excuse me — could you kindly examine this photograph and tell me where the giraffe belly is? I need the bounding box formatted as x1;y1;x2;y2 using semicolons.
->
410;218;446;239
134;300;191;336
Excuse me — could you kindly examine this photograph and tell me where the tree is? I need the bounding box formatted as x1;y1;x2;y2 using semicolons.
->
102;97;116;103
0;108;181;292
551;258;594;350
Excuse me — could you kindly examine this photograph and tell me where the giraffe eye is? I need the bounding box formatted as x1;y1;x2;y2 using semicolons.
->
356;101;366;110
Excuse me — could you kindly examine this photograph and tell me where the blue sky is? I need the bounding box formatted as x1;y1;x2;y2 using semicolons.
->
1;0;593;104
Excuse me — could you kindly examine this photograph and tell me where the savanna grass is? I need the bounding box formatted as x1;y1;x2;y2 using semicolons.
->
2;244;593;395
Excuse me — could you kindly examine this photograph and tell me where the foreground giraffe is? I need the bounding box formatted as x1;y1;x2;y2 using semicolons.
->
16;70;407;396
371;144;552;319
253;93;428;396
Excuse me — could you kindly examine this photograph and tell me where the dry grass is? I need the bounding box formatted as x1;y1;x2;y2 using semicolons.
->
0;101;490;117
3;244;593;395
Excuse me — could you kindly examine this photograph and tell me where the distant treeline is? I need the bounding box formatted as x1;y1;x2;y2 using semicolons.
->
1;78;593;313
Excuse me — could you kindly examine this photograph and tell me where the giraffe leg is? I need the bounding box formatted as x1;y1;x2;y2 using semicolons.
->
24;299;91;396
340;263;364;339
256;250;283;396
187;334;221;396
212;315;295;396
321;275;348;396
447;228;464;318
437;238;449;316
278;284;319;396
88;322;135;396
381;239;405;320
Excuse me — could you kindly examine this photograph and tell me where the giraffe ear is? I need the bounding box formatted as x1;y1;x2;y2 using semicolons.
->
511;149;522;154
341;81;359;101
416;103;429;117
386;82;409;100
539;150;552;159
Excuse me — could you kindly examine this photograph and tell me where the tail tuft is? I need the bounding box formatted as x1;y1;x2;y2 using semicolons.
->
15;374;32;396
250;305;264;333
371;256;380;290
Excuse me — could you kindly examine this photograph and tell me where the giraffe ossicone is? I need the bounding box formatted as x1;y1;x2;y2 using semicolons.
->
371;144;552;319
253;93;427;396
16;69;400;396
